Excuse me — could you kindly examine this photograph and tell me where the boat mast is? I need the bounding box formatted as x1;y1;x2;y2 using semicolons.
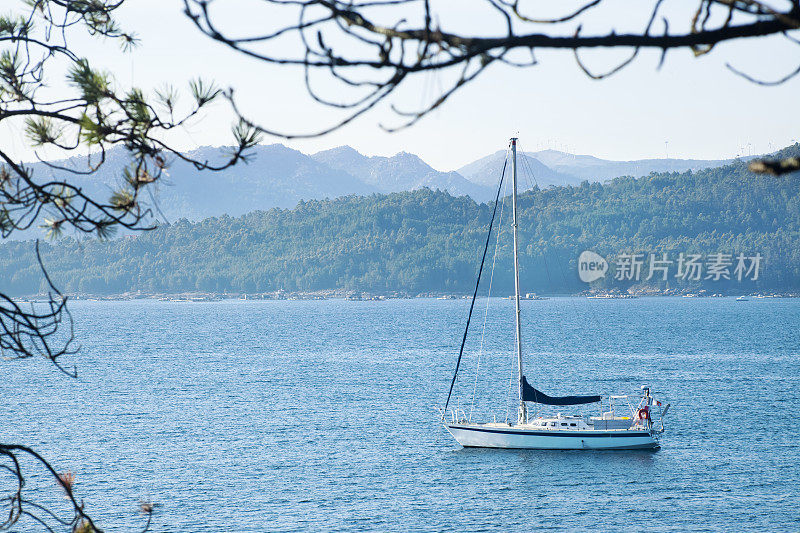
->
510;137;526;423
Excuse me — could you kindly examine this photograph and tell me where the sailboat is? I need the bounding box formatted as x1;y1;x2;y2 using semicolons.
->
442;138;667;450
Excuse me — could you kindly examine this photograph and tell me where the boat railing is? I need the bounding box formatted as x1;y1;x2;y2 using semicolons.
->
600;395;637;419
449;408;469;424
597;391;670;434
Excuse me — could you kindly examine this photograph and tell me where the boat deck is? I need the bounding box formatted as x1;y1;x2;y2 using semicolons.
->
446;421;659;450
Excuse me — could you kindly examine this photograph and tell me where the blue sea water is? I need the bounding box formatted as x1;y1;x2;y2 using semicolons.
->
2;297;800;532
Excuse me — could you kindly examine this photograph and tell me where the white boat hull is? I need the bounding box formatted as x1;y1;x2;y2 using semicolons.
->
446;423;659;450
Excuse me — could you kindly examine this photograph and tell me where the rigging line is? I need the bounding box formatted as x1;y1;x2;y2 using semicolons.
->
522;141;563;304
469;161;509;422
518;148;535;193
442;150;509;418
527;153;603;327
469;167;507;420
519;145;584;297
517;143;558;295
500;172;519;424
523;148;555;292
511;144;537;421
506;315;516;424
519;142;586;392
518;149;559;299
496;175;517;423
518;144;559;297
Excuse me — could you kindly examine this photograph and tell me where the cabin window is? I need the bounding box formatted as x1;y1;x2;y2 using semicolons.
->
549;422;556;427
570;423;577;427
560;423;568;427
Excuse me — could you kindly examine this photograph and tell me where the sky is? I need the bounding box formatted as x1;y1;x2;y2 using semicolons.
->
3;0;799;171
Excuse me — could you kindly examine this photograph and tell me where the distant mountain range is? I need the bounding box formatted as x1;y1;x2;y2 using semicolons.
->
10;142;765;239
526;149;735;181
457;150;583;189
311;146;489;199
3;151;798;296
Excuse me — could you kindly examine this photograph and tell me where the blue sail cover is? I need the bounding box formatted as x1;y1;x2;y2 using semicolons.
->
521;376;601;405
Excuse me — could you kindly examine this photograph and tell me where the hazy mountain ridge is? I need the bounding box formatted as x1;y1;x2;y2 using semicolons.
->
457;150;583;189
459;149;744;185
312;146;493;199
530;149;736;181
9;142;779;240
2;154;799;296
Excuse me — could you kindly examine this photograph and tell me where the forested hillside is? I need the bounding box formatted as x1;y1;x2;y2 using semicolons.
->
1;156;798;296
11;143;760;242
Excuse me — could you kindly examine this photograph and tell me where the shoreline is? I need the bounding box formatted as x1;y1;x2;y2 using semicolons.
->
13;289;800;302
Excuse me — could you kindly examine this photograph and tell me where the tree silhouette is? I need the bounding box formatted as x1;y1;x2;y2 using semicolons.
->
183;0;800;156
2;0;799;530
1;1;259;530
